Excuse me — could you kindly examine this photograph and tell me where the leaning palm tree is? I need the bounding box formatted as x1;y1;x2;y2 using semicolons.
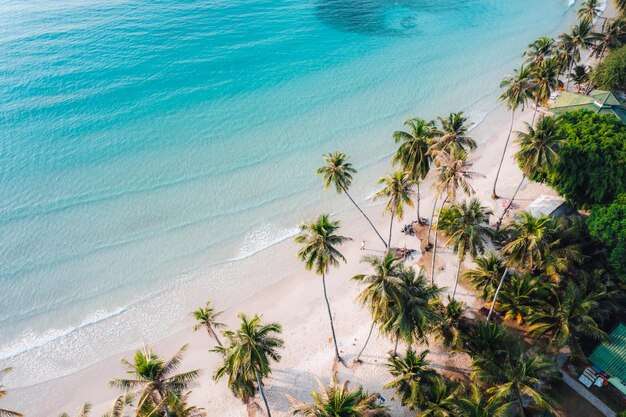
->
472;346;558;417
433;112;477;153
463;253;507;301
110;345;201;417
528;282;607;356
295;214;351;363
0;368;21;417
523;36;556;67
352;252;405;362
577;0;601;23
438;199;493;299
428;150;482;281
192;300;225;346
289;377;390;417
496;116;563;228
317;151;386;247
457;384;512;417
593;18;626;58
419;377;462;417
393;118;436;224
373;170;414;248
384;349;438;410
570;65;590;93
213;313;283;417
530;58;560;124
492;64;535;199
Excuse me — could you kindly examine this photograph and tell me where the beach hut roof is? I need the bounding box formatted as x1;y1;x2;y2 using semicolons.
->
551;90;626;122
526;195;565;218
589;323;626;394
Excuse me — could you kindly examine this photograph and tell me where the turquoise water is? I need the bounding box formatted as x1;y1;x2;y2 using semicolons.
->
1;0;575;388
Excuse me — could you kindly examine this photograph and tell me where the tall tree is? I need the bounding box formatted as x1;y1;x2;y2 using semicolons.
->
492;64;535;199
419;377;462;417
373;170;415;248
457;384;512;417
213;313;283;417
295;214;351;363
192;300;225;347
463;253;507;301
352;252;405;362
289;378;390;417
593;18;626;58
495;273;545;324
530;58;560;124
384;349;438;410
110;345;201;417
317;151;386;247
577;0;601;22
438;199;493;299
523;36;556;67
570;65;591;93
558;20;597;90
393;118;436;224
433;112;477;153
501;212;557;273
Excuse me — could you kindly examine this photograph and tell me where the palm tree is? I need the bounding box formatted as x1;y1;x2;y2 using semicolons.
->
492;64;535;199
528;282;608;356
495;273;544;324
373;170;414;248
60;396;133;417
530;58;560;124
463;253;507;301
438;199;493;299
419;377;462;417
570;65;590;93
577;0;601;22
352;252;405;362
433;112;477;153
501;212;556;273
213;313;283;417
435;297;466;351
393;118;436;224
110;345;201;417
289;378;390;417
558;20;597;90
472;346;558;417
616;0;626;14
428;150;482;282
523;37;556;67
384;349;438;410
317;151;386;247
593;18;626;59
457;384;512;417
192;300;225;347
58;404;91;417
164;392;207;417
497;116;563;228
0;368;21;417
295;214;350;363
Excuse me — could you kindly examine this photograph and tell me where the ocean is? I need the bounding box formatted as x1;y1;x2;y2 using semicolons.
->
1;0;575;391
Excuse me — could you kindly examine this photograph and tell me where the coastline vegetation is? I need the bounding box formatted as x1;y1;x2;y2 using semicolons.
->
2;1;626;417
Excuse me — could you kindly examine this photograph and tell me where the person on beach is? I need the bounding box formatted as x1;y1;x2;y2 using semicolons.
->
360;240;366;250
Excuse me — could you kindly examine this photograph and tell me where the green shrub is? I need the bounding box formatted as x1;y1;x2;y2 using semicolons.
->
591;44;626;90
588;194;626;280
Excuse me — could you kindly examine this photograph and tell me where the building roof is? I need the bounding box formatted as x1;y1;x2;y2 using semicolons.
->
551;90;626;122
589;323;626;386
527;195;565;218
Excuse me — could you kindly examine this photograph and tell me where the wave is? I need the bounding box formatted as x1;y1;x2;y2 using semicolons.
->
231;223;299;261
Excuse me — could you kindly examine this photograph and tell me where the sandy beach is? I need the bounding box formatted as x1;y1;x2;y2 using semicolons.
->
6;4;618;416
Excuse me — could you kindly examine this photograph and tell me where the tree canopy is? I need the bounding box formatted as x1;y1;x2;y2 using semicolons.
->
591;44;626;90
587;194;626;280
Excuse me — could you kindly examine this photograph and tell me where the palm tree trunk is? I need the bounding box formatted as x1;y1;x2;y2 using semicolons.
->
416;182;423;224
393;335;399;357
426;194;440;250
487;268;508;321
532;96;539;125
495;176;525;231
388;213;394;249
322;273;342;363
256;370;272;417
355;321;375;363
341;185;387;248
430;194;449;284
492;110;515;199
565;58;573;91
209;327;223;347
452;258;463;300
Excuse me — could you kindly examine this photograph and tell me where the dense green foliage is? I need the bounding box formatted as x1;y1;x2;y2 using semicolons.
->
588;194;626;279
591;44;626;89
543;111;626;208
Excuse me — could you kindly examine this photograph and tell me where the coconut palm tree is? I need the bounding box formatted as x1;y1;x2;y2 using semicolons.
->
523;37;556;67
419;377;462;417
593;18;626;58
496;116;563;228
0;368;21;417
530;58;560;124
495;273;544;324
163;392;207;417
463;320;512;361
438;199;493;299
457;384;512;417
501;212;556;273
393;118;436;224
433;112;477;153
570;65;590;92
492;64;535;199
435;297;466;351
384;349;438;410
317;151;386;247
428;150;482;282
295;214;351;363
577;0;602;22
373;170;414;248
58;404;91;417
463;253;507;301
289;378;390;417
213;313;283;417
528;282;608;356
352;252;405;362
192;300;225;347
558;20;597;90
110;345;201;417
472;346;558;417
